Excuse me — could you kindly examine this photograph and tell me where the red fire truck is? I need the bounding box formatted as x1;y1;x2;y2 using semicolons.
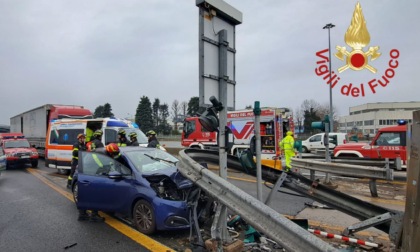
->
182;108;294;170
333;121;408;168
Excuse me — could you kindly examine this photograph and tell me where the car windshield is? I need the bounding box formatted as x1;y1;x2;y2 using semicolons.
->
124;128;148;144
4;140;30;148
124;148;179;174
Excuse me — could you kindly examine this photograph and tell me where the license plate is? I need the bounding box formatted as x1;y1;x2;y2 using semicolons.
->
20;155;30;159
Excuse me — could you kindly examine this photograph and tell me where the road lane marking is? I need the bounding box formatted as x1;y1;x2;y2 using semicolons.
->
27;168;175;252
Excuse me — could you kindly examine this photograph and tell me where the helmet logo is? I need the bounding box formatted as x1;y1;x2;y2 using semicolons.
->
335;2;381;73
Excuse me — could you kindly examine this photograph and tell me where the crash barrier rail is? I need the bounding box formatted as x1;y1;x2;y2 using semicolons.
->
291;158;393;197
177;149;337;252
180;148;404;248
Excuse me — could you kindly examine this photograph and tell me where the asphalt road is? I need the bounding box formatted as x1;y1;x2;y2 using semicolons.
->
0;168;153;252
0;156;405;251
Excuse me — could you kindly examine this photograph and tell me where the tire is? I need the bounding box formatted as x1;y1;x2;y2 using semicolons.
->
302;146;309;153
72;182;78;204
31;160;38;168
132;200;156;235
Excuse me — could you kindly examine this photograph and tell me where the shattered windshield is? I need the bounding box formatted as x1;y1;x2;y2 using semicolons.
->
125;148;179;174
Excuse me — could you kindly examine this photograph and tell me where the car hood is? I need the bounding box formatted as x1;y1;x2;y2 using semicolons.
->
142;166;193;190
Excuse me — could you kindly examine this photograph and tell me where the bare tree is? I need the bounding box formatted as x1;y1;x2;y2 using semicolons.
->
294;106;304;133
171;100;180;131
181;101;188;118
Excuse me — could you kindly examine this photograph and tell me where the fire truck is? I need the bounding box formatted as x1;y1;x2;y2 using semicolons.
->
182;108;294;170
333;120;408;168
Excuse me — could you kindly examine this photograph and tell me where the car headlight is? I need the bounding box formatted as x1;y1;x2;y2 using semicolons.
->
31;152;38;156
6;153;16;157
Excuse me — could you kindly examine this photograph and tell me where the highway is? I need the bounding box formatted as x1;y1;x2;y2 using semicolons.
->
0;151;405;251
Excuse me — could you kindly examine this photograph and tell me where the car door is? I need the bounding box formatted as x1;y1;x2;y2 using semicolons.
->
308;134;323;151
372;131;404;160
77;151;133;213
0;147;6;173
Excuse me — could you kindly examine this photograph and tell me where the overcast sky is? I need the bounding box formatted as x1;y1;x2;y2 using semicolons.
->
1;0;418;125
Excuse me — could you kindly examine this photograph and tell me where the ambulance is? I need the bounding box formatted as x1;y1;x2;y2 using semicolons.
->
45;118;148;174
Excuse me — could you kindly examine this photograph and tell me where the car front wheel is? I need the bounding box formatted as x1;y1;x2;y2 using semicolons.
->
133;200;156;235
302;146;309;153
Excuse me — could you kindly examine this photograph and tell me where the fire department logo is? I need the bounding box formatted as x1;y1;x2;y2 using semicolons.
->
335;2;381;73
314;2;400;97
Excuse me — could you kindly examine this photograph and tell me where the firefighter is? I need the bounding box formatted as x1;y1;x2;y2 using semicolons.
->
280;131;295;172
105;143;126;164
146;130;160;148
67;133;86;189
129;132;139;146
117;129;130;146
90;129;104;151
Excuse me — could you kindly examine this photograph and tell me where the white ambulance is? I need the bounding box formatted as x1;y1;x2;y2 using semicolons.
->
45;118;148;174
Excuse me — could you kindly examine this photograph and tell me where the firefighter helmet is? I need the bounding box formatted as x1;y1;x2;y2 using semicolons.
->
105;143;120;155
93;129;103;137
129;132;137;139
146;130;156;136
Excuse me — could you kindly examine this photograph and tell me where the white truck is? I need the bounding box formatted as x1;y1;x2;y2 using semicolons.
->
10;104;93;157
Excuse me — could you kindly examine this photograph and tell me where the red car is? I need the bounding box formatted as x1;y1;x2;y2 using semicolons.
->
0;133;39;168
333;123;407;167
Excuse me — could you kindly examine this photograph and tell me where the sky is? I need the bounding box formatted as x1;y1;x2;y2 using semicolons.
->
0;0;418;125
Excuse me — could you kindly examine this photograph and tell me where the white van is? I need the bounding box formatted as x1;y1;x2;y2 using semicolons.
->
45;118;148;174
301;132;348;153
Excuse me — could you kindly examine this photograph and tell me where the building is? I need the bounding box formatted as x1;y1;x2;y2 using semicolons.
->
337;102;420;136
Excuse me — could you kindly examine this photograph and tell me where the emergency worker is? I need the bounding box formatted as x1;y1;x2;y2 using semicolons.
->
146;130;160;148
280;131;295;172
129;132;139;146
105;143;126;164
67;133;86;189
90;129;104;151
117;129;130;146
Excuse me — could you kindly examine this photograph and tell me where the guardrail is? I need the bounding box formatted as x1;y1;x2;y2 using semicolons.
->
291;158;393;197
177;149;337;252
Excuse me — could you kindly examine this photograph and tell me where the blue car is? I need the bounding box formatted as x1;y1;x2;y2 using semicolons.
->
72;146;203;234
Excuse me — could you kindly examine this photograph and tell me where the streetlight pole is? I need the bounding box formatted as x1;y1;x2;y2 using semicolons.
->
323;23;335;132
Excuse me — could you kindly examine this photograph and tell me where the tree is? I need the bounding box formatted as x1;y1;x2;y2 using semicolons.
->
152;98;160;128
294;106;304;134
102;103;114;117
157;103;172;134
187;97;200;116
303;107;321;134
171;100;180;130
93;103;114;118
93;105;104;118
181;101;188;118
135;96;153;133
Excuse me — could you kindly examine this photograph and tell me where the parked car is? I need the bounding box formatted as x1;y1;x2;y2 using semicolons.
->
0;147;6;175
301;132;348;153
72;146;208;234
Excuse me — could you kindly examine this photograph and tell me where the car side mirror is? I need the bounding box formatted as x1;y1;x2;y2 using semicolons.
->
108;171;123;179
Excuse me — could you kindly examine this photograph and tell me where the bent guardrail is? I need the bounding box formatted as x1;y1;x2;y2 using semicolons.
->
291;158;393;197
177;149;337;252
